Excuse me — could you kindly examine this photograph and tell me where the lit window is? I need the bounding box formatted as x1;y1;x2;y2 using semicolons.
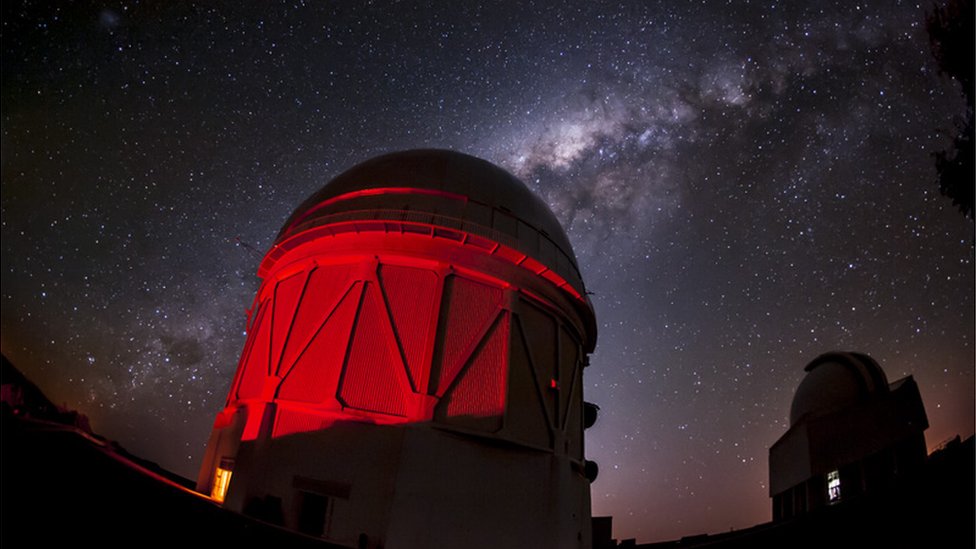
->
211;459;234;503
827;470;841;503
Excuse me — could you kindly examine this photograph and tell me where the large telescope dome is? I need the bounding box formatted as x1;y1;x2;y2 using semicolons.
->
198;149;600;548
266;149;587;303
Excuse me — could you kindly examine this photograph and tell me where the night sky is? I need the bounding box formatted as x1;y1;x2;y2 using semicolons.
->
2;1;973;542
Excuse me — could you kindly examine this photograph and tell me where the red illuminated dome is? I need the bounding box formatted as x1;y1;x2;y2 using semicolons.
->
198;149;599;548
266;148;590;308
279;149;576;256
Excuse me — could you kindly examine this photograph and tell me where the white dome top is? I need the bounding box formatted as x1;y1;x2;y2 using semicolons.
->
275;149;586;298
789;352;889;426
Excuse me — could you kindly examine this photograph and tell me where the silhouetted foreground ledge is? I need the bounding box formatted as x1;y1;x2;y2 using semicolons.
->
1;411;348;548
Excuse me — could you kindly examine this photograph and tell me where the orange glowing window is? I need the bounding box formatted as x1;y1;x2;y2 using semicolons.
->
211;460;234;503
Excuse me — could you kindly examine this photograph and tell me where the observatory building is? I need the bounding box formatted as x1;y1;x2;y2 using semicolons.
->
768;352;928;521
197;150;599;548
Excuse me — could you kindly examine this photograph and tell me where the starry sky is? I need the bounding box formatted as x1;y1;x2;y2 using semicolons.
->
2;1;973;543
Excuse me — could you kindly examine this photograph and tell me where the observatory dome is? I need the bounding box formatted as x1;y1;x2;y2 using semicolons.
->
272;149;585;298
789;351;889;426
199;149;600;547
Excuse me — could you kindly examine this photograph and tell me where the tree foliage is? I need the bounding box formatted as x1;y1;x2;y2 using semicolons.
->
927;0;975;219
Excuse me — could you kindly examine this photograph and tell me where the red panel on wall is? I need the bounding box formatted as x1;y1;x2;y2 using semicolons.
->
564;364;584;458
237;301;271;400
273;408;325;438
271;272;307;376
443;314;509;419
278;264;356;377
379;264;439;391
278;283;361;403
338;283;407;416
516;302;558;424
559;325;581;431
433;276;502;395
506;317;553;447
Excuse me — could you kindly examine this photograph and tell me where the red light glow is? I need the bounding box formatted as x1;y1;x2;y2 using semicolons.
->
281;186;468;240
225;234;530;439
210;180;594;455
261;220;585;302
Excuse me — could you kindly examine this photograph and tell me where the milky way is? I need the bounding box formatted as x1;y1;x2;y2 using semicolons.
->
2;1;972;542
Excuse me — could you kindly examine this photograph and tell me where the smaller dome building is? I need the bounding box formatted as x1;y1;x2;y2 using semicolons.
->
769;352;928;521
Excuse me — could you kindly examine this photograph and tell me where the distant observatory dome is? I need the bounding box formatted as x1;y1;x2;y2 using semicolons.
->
270;148;586;301
789;351;890;425
771;351;927;522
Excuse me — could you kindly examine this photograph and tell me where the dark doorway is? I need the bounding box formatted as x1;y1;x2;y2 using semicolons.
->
297;491;329;537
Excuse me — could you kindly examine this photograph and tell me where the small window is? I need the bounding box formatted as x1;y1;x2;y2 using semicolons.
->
827;470;841;503
211;459;234;503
